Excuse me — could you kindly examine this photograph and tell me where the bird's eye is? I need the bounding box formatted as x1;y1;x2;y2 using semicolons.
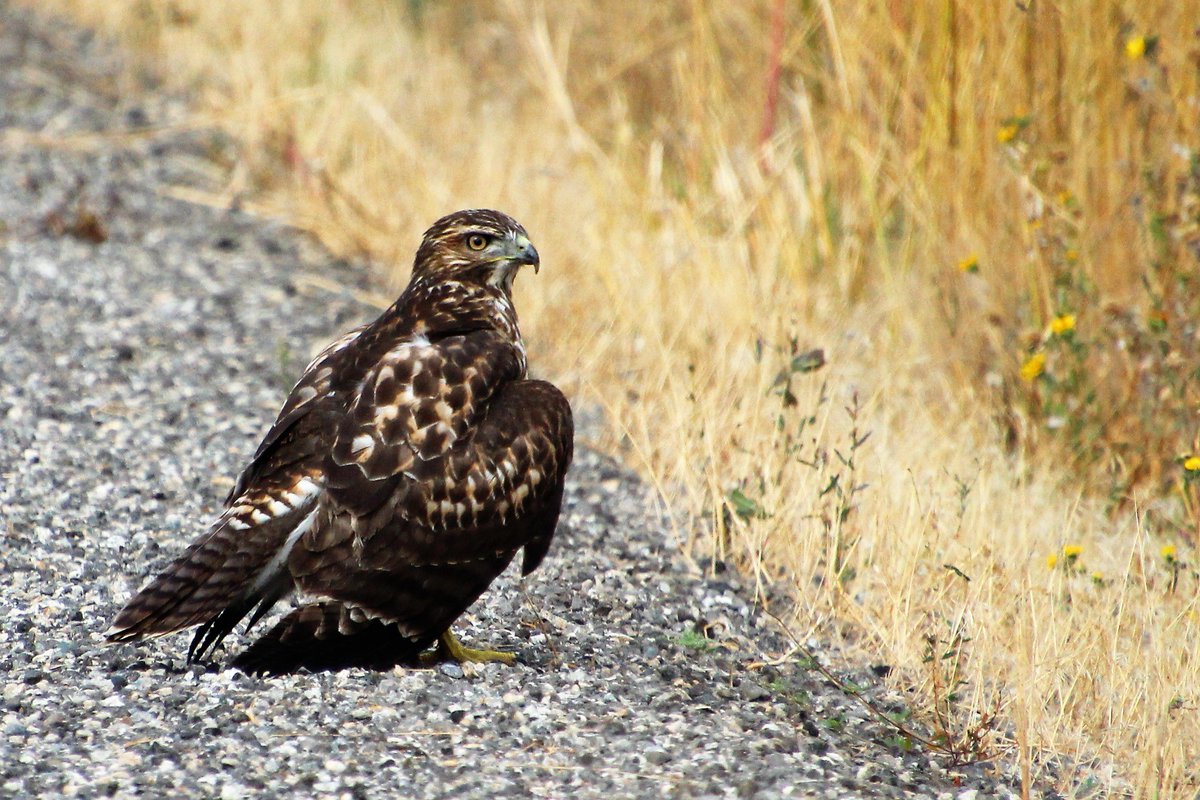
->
466;234;489;251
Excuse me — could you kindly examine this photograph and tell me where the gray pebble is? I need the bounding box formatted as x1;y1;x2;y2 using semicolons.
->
437;663;465;680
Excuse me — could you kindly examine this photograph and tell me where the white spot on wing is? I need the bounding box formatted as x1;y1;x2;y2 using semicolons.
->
374;405;399;425
293;385;318;404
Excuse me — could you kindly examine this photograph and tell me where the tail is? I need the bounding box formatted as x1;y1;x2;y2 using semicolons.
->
106;510;302;663
232;602;429;675
105;523;250;643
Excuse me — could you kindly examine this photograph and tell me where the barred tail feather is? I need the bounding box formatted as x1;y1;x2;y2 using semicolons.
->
106;494;316;648
105;523;242;643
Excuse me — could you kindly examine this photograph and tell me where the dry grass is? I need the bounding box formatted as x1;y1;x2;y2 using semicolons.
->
31;0;1200;794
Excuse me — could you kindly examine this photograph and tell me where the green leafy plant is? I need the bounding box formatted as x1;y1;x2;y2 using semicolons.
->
676;629;716;653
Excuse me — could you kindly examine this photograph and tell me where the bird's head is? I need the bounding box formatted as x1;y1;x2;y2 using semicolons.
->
411;209;540;294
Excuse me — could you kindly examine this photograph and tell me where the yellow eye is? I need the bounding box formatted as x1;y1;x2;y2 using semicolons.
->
466;234;489;251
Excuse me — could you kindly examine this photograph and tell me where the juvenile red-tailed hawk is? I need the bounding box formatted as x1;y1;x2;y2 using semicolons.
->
106;209;573;675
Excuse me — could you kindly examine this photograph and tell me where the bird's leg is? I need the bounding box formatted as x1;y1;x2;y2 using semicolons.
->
420;629;516;666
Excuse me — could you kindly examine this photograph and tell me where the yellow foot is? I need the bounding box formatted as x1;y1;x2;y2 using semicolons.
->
420;630;516;666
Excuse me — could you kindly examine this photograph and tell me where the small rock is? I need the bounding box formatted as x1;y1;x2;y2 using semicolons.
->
438;663;464;680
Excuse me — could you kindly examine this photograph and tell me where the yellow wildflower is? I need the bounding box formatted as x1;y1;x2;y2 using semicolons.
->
1046;553;1058;569
1126;36;1146;60
1020;353;1046;382
1057;191;1074;206
1091;571;1103;584
1049;314;1076;335
957;254;979;274
1161;544;1178;562
997;123;1019;144
1065;248;1079;263
1063;544;1083;559
1185;457;1200;471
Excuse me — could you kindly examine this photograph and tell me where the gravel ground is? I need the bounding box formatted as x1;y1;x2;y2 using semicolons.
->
0;5;1045;798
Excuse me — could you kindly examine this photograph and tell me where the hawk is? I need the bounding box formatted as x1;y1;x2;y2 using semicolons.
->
106;209;574;675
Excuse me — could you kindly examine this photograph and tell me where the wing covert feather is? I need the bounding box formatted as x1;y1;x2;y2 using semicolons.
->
329;330;524;494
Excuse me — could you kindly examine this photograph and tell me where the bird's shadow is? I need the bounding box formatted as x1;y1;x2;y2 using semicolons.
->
98;639;555;678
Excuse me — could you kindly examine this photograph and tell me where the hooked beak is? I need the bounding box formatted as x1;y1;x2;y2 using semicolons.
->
510;233;540;274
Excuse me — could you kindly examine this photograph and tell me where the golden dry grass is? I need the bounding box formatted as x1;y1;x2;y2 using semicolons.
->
32;0;1200;795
